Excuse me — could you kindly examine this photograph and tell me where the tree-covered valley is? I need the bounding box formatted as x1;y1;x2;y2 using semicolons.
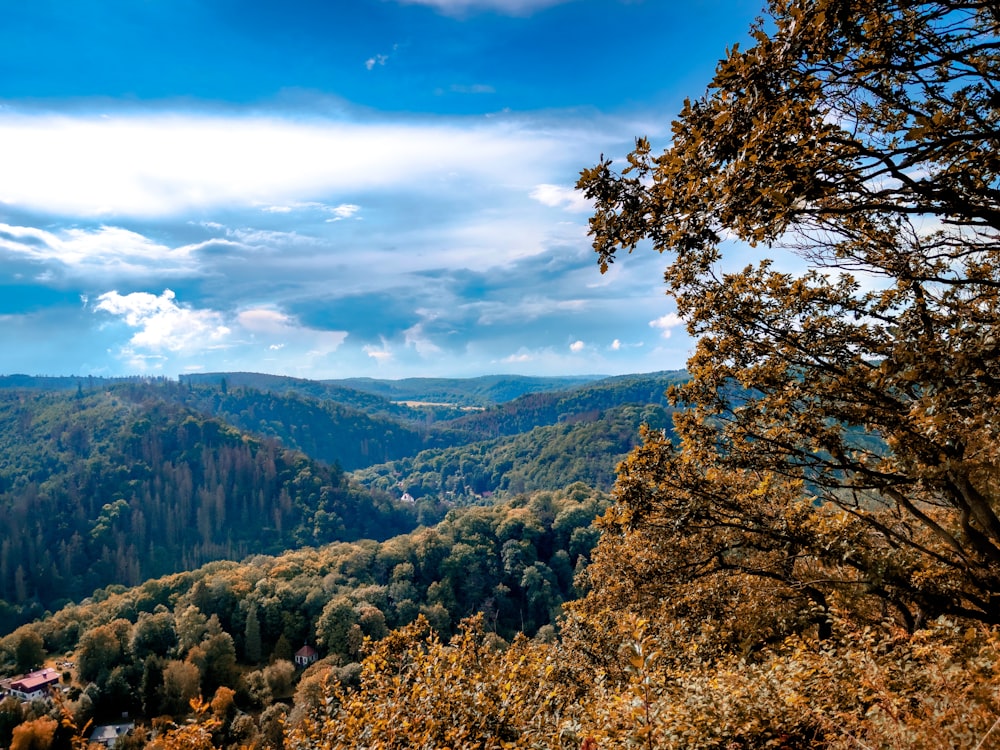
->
0;371;680;633
0;370;634;749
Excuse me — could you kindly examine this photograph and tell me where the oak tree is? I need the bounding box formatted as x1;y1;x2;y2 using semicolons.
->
579;0;1000;627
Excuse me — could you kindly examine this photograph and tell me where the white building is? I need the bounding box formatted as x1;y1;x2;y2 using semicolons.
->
89;722;135;747
6;668;60;701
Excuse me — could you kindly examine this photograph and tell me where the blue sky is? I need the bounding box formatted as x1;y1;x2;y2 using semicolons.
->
0;0;761;380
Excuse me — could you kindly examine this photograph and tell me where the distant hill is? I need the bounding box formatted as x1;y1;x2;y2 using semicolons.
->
178;372;422;417
442;370;687;440
353;403;674;501
181;371;603;408
0;374;168;391
172;372;687;474
324;374;603;407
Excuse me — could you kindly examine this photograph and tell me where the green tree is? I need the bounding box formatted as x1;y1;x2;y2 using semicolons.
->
244;604;262;664
578;0;1000;628
131;611;177;660
316;597;358;658
162;660;201;716
174;605;208;655
77;619;130;683
263;659;296;699
0;696;23;749
12;630;44;674
141;655;165;717
273;633;293;662
198;618;238;696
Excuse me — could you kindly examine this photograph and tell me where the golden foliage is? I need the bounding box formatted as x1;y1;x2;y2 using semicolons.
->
10;717;58;750
578;0;1000;627
146;698;221;750
285;614;575;749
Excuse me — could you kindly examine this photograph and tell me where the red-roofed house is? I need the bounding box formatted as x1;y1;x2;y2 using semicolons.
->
294;644;319;667
7;668;60;701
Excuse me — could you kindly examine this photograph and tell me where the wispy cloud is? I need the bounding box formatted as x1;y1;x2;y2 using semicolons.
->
363;339;393;362
450;84;496;94
237;307;348;356
261;201;359;217
393;0;576;16
326;204;361;221
366;43;399;71
0;222;198;279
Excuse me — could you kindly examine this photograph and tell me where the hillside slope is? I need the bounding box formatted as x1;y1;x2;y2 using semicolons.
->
0;384;415;633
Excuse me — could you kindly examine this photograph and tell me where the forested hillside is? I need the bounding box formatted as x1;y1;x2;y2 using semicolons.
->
177;373;435;419
441;370;685;440
354;403;673;500
322;374;600;407
0;385;417;633
0;485;608;747
162;382;455;471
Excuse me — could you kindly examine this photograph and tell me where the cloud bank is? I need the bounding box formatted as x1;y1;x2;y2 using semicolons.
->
0;112;579;218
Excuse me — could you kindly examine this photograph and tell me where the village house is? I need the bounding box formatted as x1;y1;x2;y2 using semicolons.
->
89;722;135;747
4;668;60;702
294;643;319;667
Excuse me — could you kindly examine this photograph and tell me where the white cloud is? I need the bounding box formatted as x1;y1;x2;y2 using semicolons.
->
404;320;443;356
0;112;572;218
228;227;318;246
475;297;586;325
529;183;592;213
503;351;534;363
260;201;360;221
366;44;400;70
236;307;348;355
569;339;585;352
326;203;360;221
364;340;393;362
94;296;351;370
236;308;296;334
649;312;684;339
95;289;231;352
